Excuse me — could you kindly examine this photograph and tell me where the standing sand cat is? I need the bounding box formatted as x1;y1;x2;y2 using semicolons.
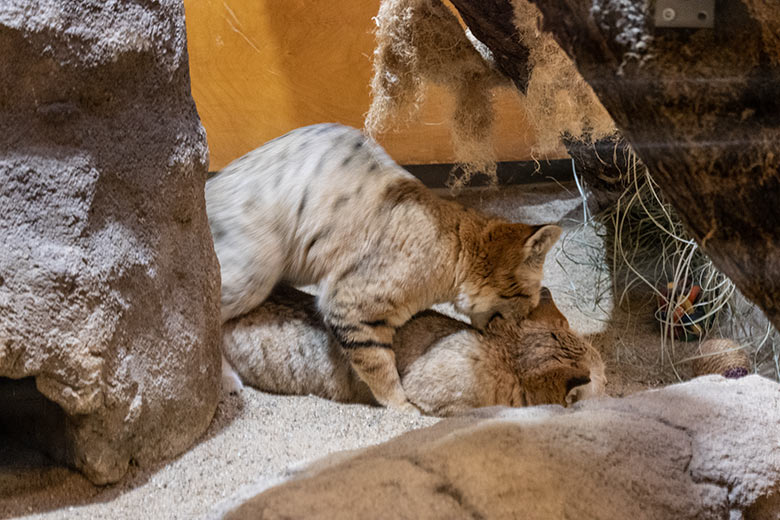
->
222;285;606;416
207;123;562;411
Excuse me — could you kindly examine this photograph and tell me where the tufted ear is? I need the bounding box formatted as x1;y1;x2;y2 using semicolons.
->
521;225;562;268
525;365;591;406
526;287;569;329
564;368;595;406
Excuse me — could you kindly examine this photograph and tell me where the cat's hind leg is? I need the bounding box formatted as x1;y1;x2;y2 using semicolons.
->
217;236;285;323
217;241;284;394
214;225;285;395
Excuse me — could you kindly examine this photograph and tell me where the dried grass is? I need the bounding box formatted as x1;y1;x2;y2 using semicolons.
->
366;0;506;186
568;144;780;381
366;0;616;187
511;0;615;156
743;0;780;65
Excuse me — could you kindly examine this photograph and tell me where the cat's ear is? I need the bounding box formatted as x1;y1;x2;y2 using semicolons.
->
526;287;569;329
562;368;594;406
522;225;561;268
525;365;591;406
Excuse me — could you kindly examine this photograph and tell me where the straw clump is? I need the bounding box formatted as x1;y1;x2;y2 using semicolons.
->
366;0;506;186
367;0;616;187
572;144;779;381
511;0;615;156
743;0;780;65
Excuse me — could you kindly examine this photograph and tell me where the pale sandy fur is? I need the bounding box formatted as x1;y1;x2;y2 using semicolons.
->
222;285;606;416
207;123;561;410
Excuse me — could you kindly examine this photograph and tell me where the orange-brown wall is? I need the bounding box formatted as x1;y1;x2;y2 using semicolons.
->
183;0;540;171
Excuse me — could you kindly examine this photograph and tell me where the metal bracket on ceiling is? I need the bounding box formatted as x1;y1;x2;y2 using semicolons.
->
654;0;715;29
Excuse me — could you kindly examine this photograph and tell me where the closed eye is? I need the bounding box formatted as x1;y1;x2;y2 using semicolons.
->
487;312;503;325
499;292;531;299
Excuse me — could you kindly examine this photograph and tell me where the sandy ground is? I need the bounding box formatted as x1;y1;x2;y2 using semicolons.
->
0;182;703;519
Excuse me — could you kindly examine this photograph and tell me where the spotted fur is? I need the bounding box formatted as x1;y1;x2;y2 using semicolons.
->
222;285;606;415
207;123;562;410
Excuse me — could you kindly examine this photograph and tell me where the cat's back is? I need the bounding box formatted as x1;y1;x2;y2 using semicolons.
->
206;124;429;278
206;123;410;217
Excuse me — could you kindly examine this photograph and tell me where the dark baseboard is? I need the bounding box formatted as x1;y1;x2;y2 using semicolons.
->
208;159;574;188
403;159;574;188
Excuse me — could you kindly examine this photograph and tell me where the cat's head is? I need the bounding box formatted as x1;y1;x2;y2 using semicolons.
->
483;287;606;407
457;222;562;330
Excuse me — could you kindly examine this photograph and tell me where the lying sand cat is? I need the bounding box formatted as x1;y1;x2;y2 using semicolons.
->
222;285;606;416
207;123;561;411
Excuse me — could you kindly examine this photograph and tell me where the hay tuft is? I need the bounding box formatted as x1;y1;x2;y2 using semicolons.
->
743;0;780;65
569;144;779;381
511;0;615;156
366;0;505;185
367;0;617;187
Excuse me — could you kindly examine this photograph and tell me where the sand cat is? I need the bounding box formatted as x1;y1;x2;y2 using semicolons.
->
222;285;606;415
206;123;562;411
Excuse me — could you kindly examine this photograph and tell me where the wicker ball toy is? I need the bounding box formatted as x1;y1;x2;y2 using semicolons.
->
692;338;751;379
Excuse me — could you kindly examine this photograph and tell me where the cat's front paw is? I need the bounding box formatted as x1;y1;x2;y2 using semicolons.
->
390;399;422;415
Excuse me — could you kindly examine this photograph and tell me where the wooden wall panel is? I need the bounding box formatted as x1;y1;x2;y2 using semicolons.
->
183;0;546;170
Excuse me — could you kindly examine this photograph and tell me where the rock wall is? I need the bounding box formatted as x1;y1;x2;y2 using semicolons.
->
215;376;780;519
0;0;221;484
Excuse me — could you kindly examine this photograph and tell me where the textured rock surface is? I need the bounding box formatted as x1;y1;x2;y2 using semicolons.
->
0;0;220;484
215;376;780;519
